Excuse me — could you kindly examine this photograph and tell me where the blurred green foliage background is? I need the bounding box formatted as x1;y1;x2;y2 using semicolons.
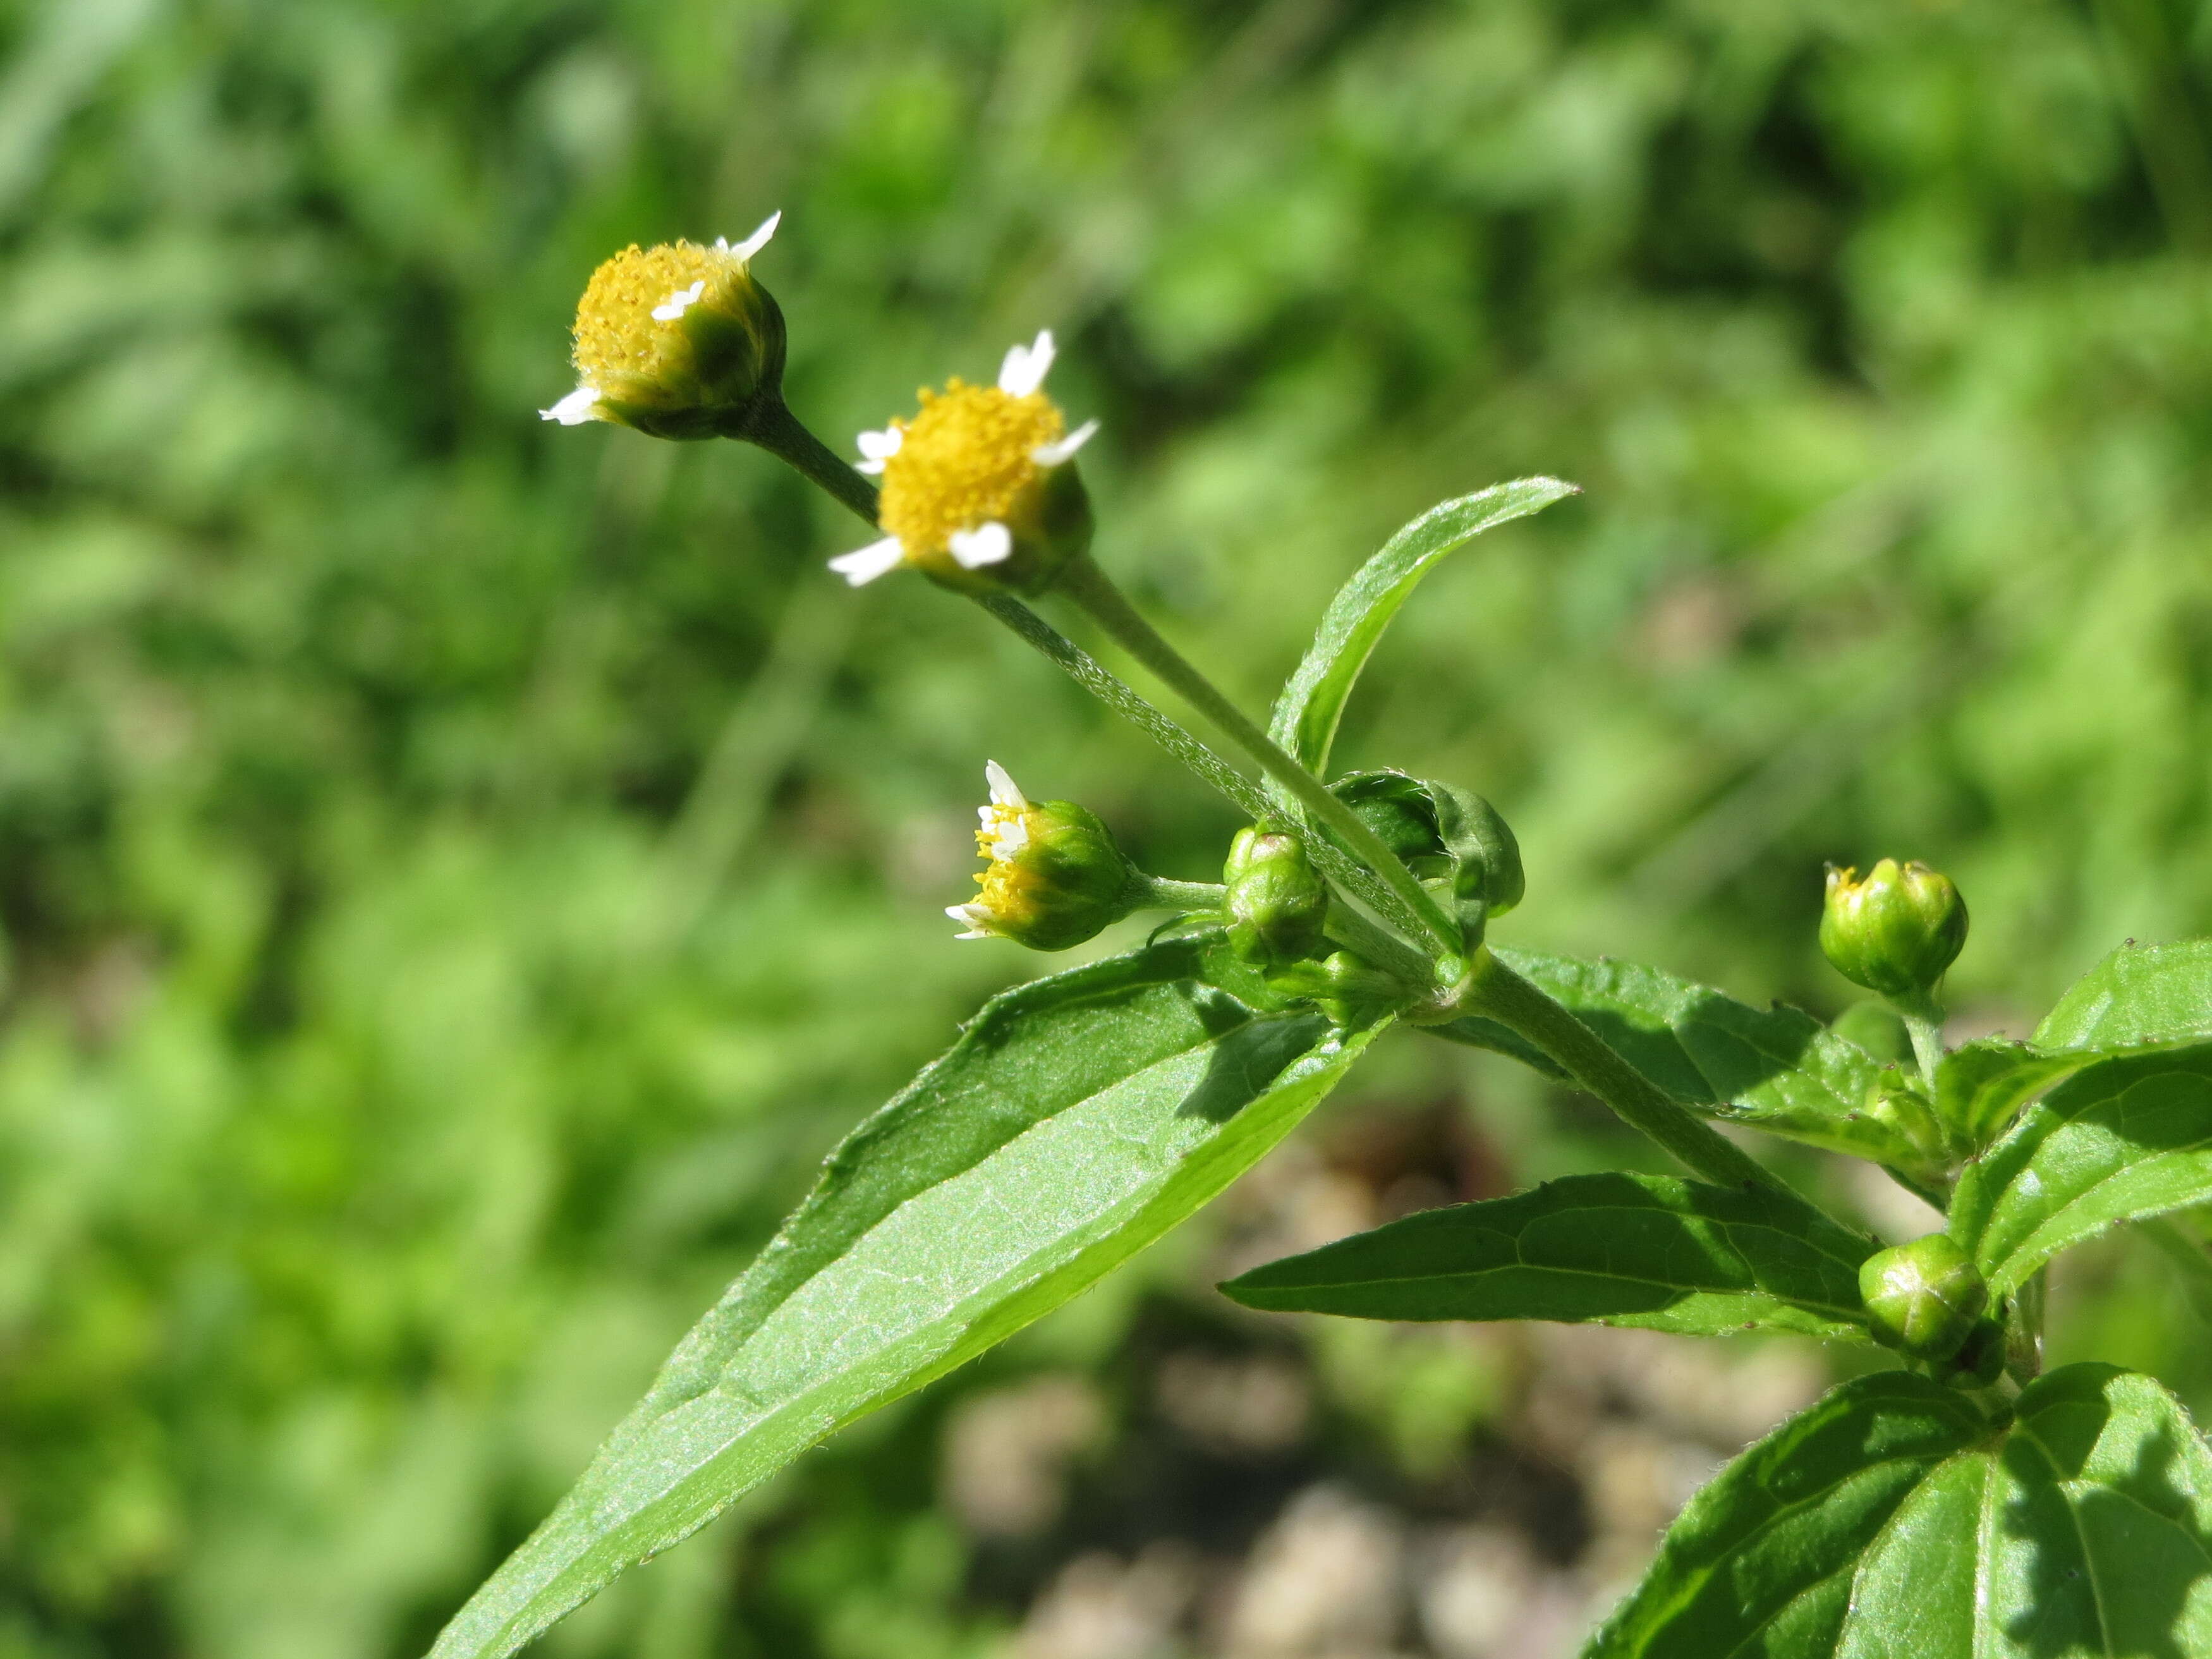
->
4;0;2212;1655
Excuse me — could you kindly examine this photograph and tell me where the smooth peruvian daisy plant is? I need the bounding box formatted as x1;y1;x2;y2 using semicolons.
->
432;210;2212;1659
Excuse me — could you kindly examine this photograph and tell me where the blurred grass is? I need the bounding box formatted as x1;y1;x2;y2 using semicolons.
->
3;1;2212;1655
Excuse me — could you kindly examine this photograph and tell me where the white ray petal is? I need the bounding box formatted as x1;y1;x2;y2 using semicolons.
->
948;521;1013;569
1031;418;1098;467
946;904;995;939
651;279;707;322
854;427;902;474
985;759;1029;810
997;329;1056;397
540;384;601;425
724;209;782;262
827;537;908;586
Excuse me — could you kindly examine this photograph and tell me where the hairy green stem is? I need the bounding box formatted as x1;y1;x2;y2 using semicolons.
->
1054;556;1462;965
1899;1000;1946;1092
1140;877;1227;911
744;408;1282;832
1323;898;1436;987
746;399;886;525
973;595;1279;825
1457;949;1790;1196
753;403;1451;975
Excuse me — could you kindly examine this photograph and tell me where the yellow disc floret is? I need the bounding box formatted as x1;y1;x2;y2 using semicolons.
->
878;380;1065;557
572;241;741;390
973;851;1047;925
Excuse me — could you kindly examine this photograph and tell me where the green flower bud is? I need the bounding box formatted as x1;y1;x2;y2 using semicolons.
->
1223;827;1330;966
1862;1067;1952;1178
947;762;1141;951
1433;786;1523;919
1820;859;1968;1001
1332;771;1524;950
1859;1233;1988;1361
1266;949;1409;1029
1946;1316;2008;1388
542;216;788;441
1339;776;1445;868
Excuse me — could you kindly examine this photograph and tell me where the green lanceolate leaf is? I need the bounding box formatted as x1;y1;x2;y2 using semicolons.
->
1218;1171;1878;1342
1950;1043;2212;1297
430;940;1382;1659
1267;478;1579;777
1431;949;1918;1168
1588;1371;1985;1657
1589;1364;2212;1658
1934;1037;2091;1152
2037;937;2212;1050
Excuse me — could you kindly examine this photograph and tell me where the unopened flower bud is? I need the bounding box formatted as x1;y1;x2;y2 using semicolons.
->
1266;949;1409;1029
542;214;787;441
1820;859;1968;1001
1332;772;1522;949
1432;784;1523;923
830;331;1098;596
1222;827;1330;966
1947;1316;2007;1387
946;762;1141;951
1859;1233;1988;1361
1862;1068;1951;1177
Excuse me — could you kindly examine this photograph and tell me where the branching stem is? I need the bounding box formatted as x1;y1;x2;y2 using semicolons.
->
1455;949;1791;1196
1054;555;1462;965
1140;877;1227;911
748;411;1284;831
974;595;1279;825
751;406;1802;1201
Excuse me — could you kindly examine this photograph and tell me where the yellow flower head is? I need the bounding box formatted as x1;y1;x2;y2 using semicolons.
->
541;213;784;441
946;762;1138;951
832;332;1098;595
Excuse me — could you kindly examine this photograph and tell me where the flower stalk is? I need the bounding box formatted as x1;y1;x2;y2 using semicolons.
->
1051;554;1465;967
1450;949;1791;1197
749;400;887;525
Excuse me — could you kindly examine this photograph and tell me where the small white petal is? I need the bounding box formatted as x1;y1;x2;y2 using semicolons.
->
948;521;1014;569
727;209;782;262
650;279;707;322
985;760;1028;810
997;329;1056;397
827;537;908;586
854;427;902;474
987;818;1030;859
1031;418;1098;467
540;384;601;425
946;904;995;939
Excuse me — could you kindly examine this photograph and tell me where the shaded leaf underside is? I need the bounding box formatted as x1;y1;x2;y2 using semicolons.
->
432;941;1376;1659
